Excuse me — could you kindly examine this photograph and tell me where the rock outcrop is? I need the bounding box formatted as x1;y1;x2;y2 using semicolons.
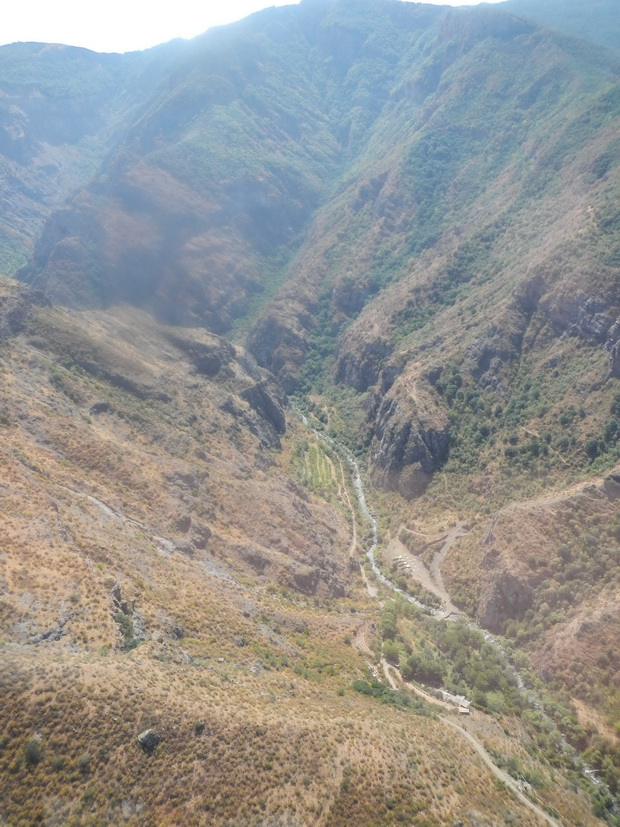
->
165;331;236;379
606;319;620;378
247;302;316;394
476;564;533;633
240;381;286;436
0;279;49;341
365;369;449;499
335;338;395;393
540;290;620;376
137;730;160;754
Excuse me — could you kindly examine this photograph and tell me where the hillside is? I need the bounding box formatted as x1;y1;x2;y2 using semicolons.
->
2;276;603;825
1;0;620;823
503;0;620;53
0;41;185;275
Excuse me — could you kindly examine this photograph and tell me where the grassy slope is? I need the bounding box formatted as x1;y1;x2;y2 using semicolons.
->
1;279;602;824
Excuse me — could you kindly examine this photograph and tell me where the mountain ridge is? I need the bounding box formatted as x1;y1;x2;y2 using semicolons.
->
1;0;620;822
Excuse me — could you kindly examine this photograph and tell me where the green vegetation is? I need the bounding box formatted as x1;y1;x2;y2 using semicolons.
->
351;678;429;714
372;597;620;822
1;0;620;823
378;601;523;712
426;345;620;496
114;612;138;652
293;439;339;496
23;739;42;768
503;508;620;649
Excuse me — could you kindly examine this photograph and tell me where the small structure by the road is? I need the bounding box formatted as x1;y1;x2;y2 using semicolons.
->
437;689;471;710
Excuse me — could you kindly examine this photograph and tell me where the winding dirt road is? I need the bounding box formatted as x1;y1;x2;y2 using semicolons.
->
442;717;561;827
385;522;466;618
381;661;560;827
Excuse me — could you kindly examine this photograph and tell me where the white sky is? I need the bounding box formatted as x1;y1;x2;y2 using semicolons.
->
1;0;506;54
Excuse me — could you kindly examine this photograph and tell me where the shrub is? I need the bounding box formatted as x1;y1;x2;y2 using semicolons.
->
115;611;138;651
77;752;91;775
23;739;42;767
383;640;400;665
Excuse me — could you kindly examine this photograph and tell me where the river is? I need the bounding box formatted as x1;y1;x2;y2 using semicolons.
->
293;403;606;798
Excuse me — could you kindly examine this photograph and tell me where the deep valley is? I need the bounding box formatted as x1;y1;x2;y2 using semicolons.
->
1;0;620;824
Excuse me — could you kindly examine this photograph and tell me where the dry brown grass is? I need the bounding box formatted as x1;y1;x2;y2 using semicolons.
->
3;646;574;826
0;293;605;824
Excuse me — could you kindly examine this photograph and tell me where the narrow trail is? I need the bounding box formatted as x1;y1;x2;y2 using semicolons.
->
482;470;620;545
60;484;176;555
381;660;454;710
430;521;468;619
442;718;561;827
381;661;560;827
58;484;236;584
350;470;561;824
353;624;375;657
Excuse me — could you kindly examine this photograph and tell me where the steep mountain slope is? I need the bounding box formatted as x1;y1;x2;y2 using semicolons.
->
250;11;620;382
0;41;185;275
1;0;620;821
0;277;350;603
17;1;445;331
246;2;620;494
2;276;604;825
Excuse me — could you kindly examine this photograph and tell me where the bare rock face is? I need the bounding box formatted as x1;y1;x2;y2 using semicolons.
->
606;320;620;377
165;331;236;378
247;303;315;394
541;291;620;376
291;564;320;595
463;297;534;391
335;338;394;393
240;381;286;436
218;373;287;449
476;566;532;633
365;371;449;499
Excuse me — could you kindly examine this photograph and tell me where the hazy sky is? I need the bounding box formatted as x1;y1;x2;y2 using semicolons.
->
2;0;506;54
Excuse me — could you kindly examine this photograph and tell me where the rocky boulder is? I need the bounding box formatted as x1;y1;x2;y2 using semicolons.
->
137;730;160;754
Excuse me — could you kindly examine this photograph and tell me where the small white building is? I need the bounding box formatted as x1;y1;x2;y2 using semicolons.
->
438;689;471;710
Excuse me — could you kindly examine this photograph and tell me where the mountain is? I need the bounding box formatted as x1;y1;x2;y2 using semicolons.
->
0;41;185;275
1;0;620;823
503;0;620;53
3;274;602;825
15;1;447;330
